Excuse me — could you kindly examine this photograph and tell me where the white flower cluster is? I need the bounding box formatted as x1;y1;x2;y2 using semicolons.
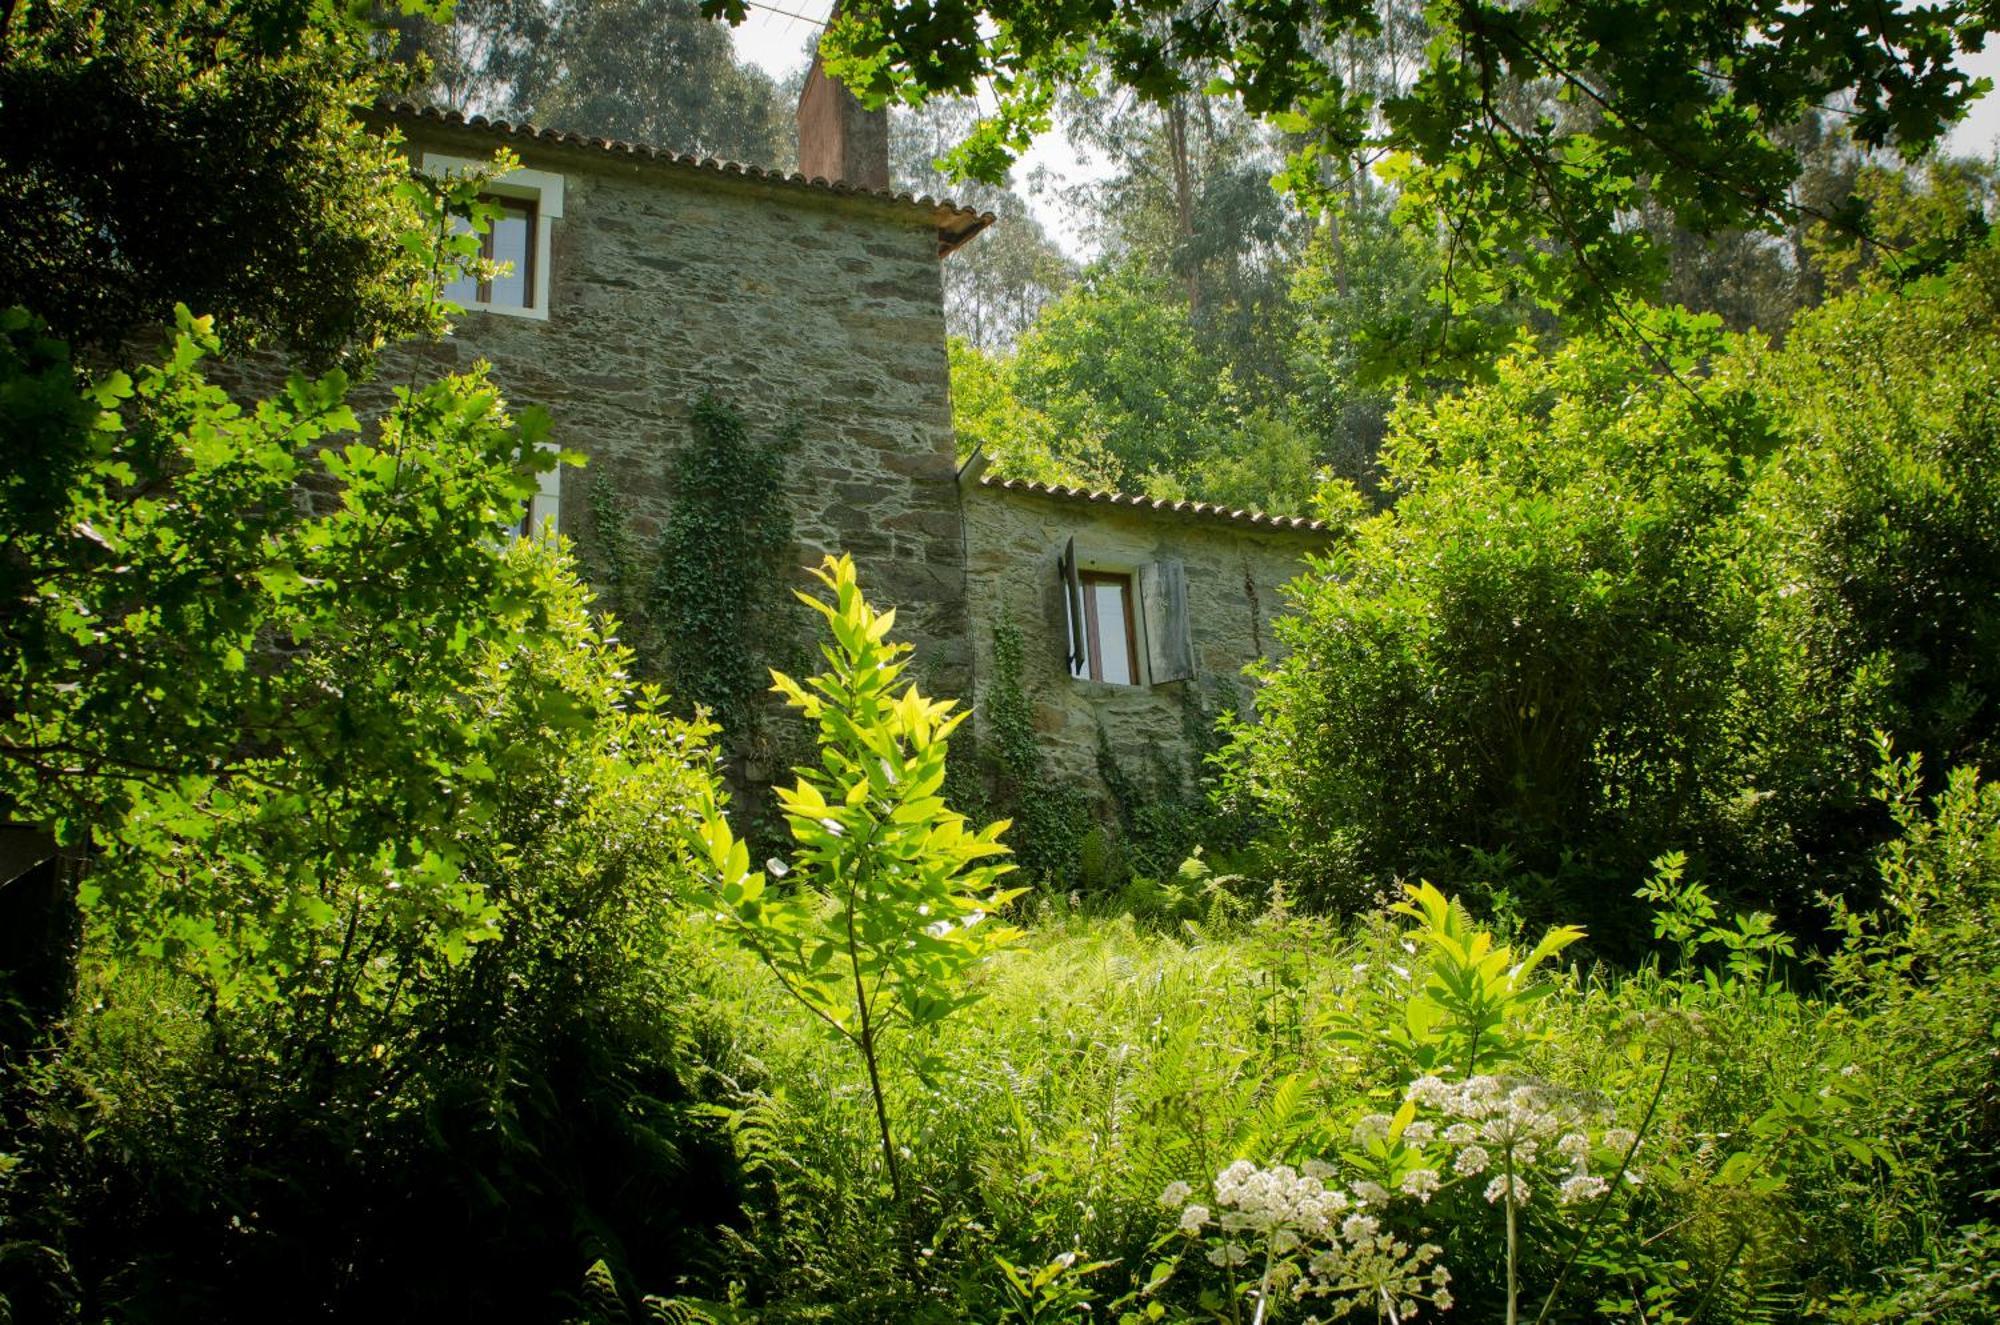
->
1163;1161;1453;1319
1404;1075;1640;1208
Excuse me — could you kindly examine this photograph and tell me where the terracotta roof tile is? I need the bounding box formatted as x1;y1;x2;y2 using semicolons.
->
975;474;1329;534
375;101;995;255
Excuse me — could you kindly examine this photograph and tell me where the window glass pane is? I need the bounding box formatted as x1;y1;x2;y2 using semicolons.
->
487;203;533;308
442;214;479;305
1093;580;1133;685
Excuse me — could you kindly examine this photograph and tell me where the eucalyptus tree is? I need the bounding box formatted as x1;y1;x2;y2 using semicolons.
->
758;0;1994;363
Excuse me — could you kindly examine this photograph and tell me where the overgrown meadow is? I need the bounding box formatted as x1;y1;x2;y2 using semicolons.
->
8;244;1999;1320
5;2;2000;1321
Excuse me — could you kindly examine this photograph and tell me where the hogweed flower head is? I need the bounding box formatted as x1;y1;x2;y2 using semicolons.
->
1403;1074;1646;1213
1162;1159;1455;1319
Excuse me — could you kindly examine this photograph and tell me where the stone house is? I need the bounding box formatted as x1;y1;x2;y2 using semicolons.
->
387;61;1330;810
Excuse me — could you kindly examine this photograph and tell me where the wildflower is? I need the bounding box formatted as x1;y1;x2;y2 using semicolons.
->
1405;1075;1453;1109
1558;1174;1609;1205
1452;1145;1490;1176
1353;1113;1394;1142
1444;1123;1477;1145
1341;1213;1381;1243
1602;1128;1638;1154
1398;1168;1442;1203
1180;1204;1210;1233
1302;1158;1336;1182
1352;1180;1390;1206
1160;1180;1192;1208
1484;1174;1529;1205
1556;1132;1591;1164
1402;1121;1436;1147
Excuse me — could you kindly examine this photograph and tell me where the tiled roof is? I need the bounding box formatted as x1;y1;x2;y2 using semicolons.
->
975;474;1329;534
375;101;995;255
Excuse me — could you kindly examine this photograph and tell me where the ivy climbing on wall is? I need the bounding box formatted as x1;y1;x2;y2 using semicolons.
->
586;393;798;739
979;613;1259;894
981;613;1092;887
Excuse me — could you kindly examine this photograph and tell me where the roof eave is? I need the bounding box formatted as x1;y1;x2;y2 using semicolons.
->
371;102;996;256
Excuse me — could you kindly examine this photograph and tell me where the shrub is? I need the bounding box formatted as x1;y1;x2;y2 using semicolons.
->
691;555;1022;1207
1742;240;2000;887
0;312;740;1321
1228;328;1766;936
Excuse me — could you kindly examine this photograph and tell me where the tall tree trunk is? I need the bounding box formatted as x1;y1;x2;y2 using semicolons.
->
1166;95;1200;315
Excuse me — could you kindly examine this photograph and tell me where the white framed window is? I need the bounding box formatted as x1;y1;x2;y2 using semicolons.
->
423;153;565;321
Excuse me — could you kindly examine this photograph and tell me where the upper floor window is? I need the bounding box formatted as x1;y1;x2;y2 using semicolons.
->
422;154;565;322
445;195;538;311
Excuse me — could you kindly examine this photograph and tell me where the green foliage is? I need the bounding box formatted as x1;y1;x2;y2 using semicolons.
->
0;331;738;1316
0;0;449;365
1635;851;1796;982
646;394;797;735
692;555;1023;1202
0;302;600;1002
1008;265;1239;494
586;391;798;767
396;0;793;167
1228;326;1766;931
893;99;1077;348
1379;882;1583;1079
978;614;1093;888
1744;239;2000;860
947;337;1091;486
1232;241;2000;931
954;264;1330;514
810;0;1990;339
674;768;2000;1323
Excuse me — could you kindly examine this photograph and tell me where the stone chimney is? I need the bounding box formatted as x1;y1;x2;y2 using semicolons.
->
796;43;890;191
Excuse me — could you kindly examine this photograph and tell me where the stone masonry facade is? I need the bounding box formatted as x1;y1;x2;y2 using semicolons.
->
962;470;1329;798
386;105;989;700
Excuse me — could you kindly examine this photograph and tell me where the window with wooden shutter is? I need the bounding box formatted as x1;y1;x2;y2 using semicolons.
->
1061;553;1142;687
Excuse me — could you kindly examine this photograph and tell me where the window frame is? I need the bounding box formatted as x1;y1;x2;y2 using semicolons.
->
469;194;539;310
421;154;565;322
1075;569;1142;687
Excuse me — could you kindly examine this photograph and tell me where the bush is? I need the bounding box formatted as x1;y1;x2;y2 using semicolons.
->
1228;327;1767;937
0;314;743;1321
0;551;740;1321
1743;242;2000;885
1231;241;2000;934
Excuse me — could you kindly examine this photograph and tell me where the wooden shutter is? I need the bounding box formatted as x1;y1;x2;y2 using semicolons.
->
1140;559;1194;683
1060;537;1087;675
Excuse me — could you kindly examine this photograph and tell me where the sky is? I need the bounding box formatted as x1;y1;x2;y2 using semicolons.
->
729;8;2000;261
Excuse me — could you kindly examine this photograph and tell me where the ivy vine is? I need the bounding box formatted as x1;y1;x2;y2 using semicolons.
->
982;614;1254;892
981;613;1092;887
587;392;797;739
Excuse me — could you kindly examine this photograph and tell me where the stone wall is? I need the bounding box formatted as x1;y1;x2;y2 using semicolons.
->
961;475;1330;799
380;118;978;699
